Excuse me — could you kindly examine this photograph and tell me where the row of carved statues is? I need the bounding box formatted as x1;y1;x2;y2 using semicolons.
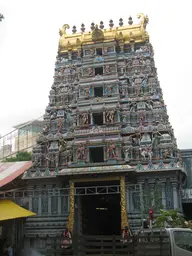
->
55;43;154;65
32;140;181;169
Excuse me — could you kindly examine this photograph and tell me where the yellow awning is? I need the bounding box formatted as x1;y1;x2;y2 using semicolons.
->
0;200;36;221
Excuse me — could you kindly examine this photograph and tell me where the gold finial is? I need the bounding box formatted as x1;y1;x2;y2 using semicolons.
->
58;14;149;53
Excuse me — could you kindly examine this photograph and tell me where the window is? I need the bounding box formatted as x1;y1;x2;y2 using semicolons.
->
174;231;192;252
85;49;90;55
90;147;104;163
92;113;103;125
108;47;114;53
95;67;103;75
96;48;102;56
94;87;103;97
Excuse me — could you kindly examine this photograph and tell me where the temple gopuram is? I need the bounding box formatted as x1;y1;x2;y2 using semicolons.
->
22;13;186;251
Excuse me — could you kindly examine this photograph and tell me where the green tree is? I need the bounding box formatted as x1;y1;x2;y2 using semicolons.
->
154;209;185;228
5;152;32;162
0;14;4;22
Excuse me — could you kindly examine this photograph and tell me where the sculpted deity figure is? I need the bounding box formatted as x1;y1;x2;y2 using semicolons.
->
42;124;50;134
83;87;90;98
76;143;86;161
103;47;108;55
55;153;59;168
140;133;151;145
105;65;111;73
90;48;95;56
80;113;89;125
87;67;93;76
59;138;67;152
45;152;55;168
107;143;116;159
106;110;115;124
64;146;72;163
123;148;130;160
139;148;153;161
32;154;42;167
152;132;161;148
57;118;63;133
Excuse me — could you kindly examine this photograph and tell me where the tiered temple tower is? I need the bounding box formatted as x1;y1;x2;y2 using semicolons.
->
23;13;186;251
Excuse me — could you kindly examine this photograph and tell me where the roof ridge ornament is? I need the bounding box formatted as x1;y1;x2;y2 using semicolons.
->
59;24;70;36
58;14;149;53
92;25;104;42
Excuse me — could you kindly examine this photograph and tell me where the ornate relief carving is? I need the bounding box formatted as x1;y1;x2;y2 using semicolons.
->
120;176;129;229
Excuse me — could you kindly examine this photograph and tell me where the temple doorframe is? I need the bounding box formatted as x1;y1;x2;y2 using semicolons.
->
67;175;129;233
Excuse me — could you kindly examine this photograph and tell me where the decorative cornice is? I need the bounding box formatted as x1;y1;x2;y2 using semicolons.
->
58;13;149;53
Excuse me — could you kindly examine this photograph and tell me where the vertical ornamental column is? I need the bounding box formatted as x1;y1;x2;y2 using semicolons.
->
67;181;75;233
120;176;129;229
161;180;166;209
172;182;178;209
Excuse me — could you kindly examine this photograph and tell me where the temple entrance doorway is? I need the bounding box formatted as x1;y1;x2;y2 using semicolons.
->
81;193;121;235
77;180;121;235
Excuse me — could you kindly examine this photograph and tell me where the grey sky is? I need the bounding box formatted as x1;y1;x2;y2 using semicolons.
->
0;0;192;149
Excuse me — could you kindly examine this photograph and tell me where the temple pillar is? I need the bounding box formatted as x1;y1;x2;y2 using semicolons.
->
67;181;75;233
172;182;179;209
161;180;166;209
28;185;33;211
103;111;106;124
148;180;155;207
120;176;129;229
58;190;61;215
90;113;93;125
37;185;42;215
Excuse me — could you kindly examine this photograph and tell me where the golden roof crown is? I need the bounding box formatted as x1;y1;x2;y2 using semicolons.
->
58;13;149;53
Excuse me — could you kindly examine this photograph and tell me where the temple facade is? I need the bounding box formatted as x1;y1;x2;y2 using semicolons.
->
22;14;186;252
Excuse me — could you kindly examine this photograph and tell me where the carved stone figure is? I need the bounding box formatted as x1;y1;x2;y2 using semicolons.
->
152;132;161;148
32;154;42;167
83;87;90;98
123;148;130;161
139;148;153;160
103;47;108;55
140;133;151;145
139;148;148;160
59;138;67;152
42;124;50;134
80;113;89;125
105;85;113;95
57;118;63;133
64;147;72;163
106;110;115;123
105;65;111;73
45;152;56;168
76;143;86;161
87;68;93;76
107;143;116;158
90;48;95;56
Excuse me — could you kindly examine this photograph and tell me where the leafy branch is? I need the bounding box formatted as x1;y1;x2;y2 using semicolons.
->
0;14;4;22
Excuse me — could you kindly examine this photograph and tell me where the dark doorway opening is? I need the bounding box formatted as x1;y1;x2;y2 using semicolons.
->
89;147;104;163
81;193;121;235
95;67;103;75
94;87;103;97
96;48;103;56
183;203;192;220
92;113;103;125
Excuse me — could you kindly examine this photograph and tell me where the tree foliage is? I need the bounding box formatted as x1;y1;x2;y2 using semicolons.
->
5;152;32;162
154;209;186;228
0;14;4;22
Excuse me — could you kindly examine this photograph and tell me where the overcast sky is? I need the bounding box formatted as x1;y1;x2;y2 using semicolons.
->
0;0;192;149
